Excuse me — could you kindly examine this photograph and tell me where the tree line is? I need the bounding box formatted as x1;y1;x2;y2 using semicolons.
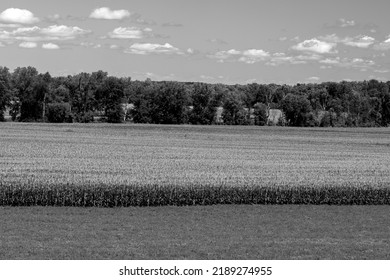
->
1;65;390;127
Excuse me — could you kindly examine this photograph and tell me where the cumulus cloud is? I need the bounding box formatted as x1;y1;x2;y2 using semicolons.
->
108;27;151;39
207;38;228;45
239;49;270;64
212;48;269;63
125;43;182;55
319;57;340;64
343;35;375;48
0;24;91;42
161;22;183;27
374;36;390;50
320;57;374;69
41;25;91;40
338;18;355;28
19;41;37;48
307;76;320;81
0;8;39;24
320;34;375;48
89;7;130;20
42;42;59;49
292;38;337;54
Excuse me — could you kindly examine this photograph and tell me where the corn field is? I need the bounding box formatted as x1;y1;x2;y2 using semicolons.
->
1;123;390;206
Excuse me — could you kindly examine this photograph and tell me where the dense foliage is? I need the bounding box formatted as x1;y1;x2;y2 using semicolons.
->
1;66;390;126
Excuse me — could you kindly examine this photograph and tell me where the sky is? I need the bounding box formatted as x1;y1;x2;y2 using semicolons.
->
0;0;389;84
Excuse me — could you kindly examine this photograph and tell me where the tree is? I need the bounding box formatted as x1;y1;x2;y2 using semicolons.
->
11;66;41;121
150;81;190;124
253;103;268;126
282;93;312;126
221;93;247;125
189;83;217;124
95;76;125;123
0;67;11;121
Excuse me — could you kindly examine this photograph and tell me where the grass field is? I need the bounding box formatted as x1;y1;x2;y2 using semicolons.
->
1;123;390;259
1;205;389;259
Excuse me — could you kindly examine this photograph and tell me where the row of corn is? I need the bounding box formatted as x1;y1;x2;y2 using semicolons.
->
1;182;390;207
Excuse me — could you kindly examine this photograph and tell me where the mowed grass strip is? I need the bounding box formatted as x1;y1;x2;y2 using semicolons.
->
1;123;390;206
1;205;389;259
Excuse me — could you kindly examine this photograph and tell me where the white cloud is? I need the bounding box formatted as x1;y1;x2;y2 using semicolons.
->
108;27;146;39
319;57;340;64
292;38;336;54
0;25;91;42
19;41;37;48
110;44;119;49
319;34;375;48
374;69;389;73
0;23;21;28
320;57;375;69
307;76;320;81
126;43;182;55
239;49;270;64
343;35;375;48
187;48;194;54
41;25;91;40
212;48;269;63
42;42;59;49
89;7;130;20
374;36;390;50
338;18;355;27
0;8;39;24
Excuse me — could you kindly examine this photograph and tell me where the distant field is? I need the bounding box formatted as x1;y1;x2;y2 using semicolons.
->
1;123;390;206
1;122;390;186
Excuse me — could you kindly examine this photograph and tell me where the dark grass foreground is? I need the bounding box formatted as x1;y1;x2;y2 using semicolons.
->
1;183;390;206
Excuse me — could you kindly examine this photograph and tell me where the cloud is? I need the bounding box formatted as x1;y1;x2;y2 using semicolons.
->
161;22;183;27
0;8;39;24
307;76;320;81
108;27;151;39
89;7;130;20
19;41;37;48
0;42;5;47
42;42;59;49
320;34;375;48
292;38;337;54
211;48;269;63
338;18;355;28
320;57;375;69
374;69;389;73
80;42;102;49
239;49;270;64
41;25;91;40
343;35;375;48
125;43;182;55
319;57;340;64
0;25;91;42
207;38;228;45
374;36;390;50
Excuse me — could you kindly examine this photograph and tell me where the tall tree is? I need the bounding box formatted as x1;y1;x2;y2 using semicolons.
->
11;66;40;121
0;67;11;121
189;83;217;124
